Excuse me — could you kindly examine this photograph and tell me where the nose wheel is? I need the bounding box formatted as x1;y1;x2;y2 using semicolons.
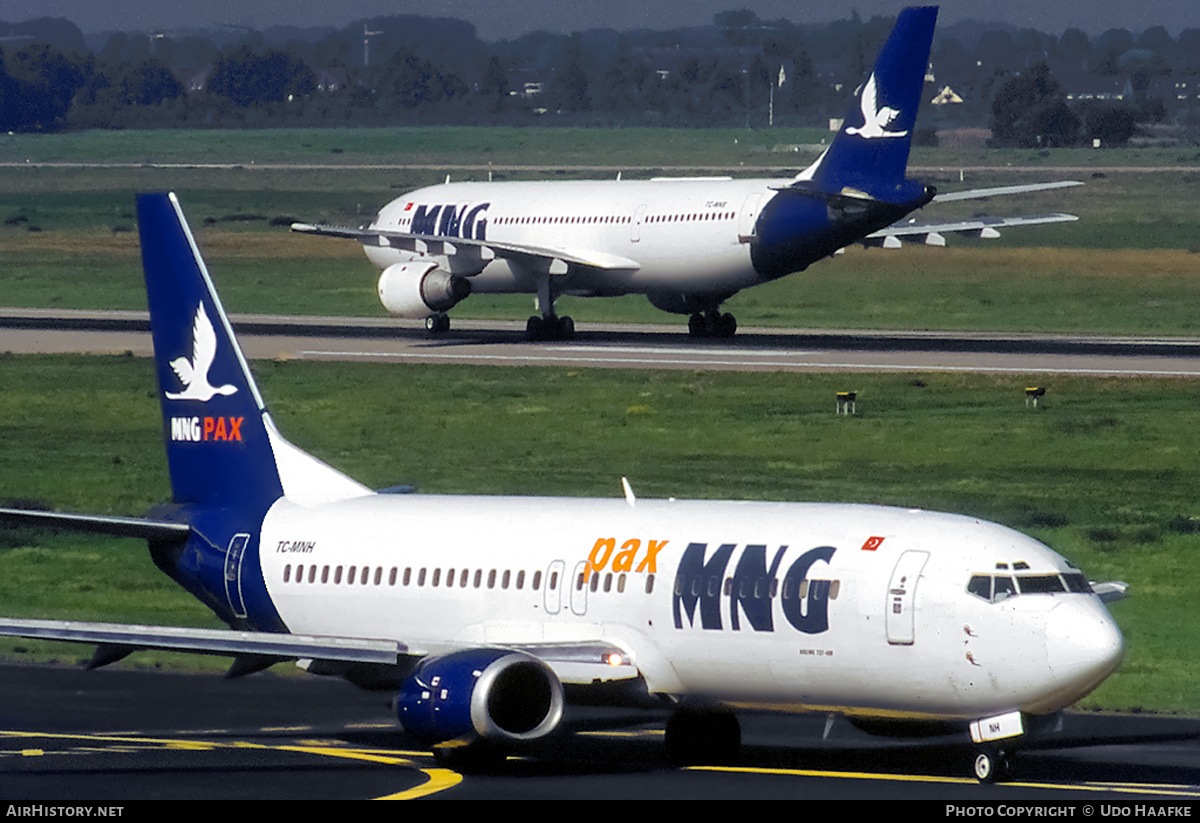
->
972;747;1014;783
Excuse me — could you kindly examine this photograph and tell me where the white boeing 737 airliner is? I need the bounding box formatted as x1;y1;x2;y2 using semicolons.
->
294;7;1080;340
0;189;1124;783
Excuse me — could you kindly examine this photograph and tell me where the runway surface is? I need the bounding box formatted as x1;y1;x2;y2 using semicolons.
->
1;663;1198;801
6;308;1200;377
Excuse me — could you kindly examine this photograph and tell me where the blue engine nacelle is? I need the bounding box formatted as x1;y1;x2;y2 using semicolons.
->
396;649;565;746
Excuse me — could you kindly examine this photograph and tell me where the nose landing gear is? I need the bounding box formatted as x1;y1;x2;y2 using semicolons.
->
972;747;1015;783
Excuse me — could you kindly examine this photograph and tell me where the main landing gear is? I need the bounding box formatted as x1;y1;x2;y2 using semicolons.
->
688;311;737;338
425;312;451;333
526;314;575;341
524;271;576;340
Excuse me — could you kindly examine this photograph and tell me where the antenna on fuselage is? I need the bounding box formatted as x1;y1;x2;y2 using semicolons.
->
621;477;636;508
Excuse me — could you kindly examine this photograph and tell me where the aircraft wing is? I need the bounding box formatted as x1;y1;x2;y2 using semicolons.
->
0;616;408;666
291;222;641;272
507;641;640;684
862;213;1079;248
0;616;639;684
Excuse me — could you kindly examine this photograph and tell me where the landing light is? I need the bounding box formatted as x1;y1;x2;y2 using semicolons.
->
605;653;625;667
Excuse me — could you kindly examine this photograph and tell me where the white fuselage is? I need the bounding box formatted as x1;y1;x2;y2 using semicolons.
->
364;179;786;296
258;495;1123;722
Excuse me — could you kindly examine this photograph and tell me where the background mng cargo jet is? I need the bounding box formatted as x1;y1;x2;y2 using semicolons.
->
294;6;1080;339
0;191;1125;783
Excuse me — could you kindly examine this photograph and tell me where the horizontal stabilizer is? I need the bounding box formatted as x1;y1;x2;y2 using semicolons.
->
0;507;189;541
932;181;1083;203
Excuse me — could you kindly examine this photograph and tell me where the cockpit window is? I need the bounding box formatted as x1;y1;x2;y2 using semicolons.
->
1016;574;1066;594
967;571;1087;602
1063;573;1093;594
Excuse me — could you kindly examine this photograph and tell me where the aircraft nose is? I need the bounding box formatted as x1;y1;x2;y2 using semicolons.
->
1046;599;1124;698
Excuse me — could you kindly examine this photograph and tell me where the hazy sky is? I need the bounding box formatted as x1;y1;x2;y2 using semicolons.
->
0;0;1194;40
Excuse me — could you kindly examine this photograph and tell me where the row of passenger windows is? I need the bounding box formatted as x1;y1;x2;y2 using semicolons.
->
399;212;734;228
281;563;657;595
284;563;545;590
967;572;1092;603
673;575;842;602
493;215;631;226
486;213;735;227
645;211;736;223
581;571;656;594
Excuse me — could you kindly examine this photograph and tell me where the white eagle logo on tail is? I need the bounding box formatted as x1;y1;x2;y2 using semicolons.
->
845;73;908;139
165;303;238;402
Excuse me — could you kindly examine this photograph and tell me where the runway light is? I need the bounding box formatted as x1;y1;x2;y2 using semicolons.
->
836;391;857;416
1025;387;1046;408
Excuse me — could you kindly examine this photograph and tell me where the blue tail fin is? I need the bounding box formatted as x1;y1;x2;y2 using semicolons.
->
137;192;367;516
803;6;937;203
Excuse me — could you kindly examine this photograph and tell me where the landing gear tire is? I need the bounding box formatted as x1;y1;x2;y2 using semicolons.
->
972;748;1013;784
425;312;451;334
665;710;741;765
714;313;736;337
687;312;737;338
526;314;575;341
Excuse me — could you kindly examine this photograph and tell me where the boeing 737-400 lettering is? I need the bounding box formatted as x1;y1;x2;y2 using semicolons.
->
293;7;1081;340
0;188;1126;783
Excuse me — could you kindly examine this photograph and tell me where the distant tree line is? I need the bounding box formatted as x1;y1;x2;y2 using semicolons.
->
989;63;1145;148
1;11;1198;140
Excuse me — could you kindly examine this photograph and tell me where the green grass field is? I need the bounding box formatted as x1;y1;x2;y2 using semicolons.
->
4;126;1200;169
0;126;830;167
